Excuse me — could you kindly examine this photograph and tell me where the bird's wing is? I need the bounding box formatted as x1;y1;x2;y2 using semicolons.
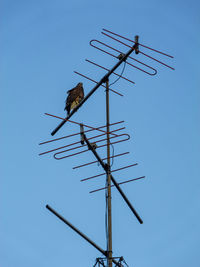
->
66;87;77;103
65;84;84;111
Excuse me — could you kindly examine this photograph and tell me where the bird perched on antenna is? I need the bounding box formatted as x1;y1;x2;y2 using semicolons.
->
64;82;84;115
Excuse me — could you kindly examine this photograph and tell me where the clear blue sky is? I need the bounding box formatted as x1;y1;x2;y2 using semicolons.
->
1;0;200;266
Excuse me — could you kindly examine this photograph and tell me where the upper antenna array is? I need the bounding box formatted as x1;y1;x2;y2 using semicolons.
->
50;28;174;136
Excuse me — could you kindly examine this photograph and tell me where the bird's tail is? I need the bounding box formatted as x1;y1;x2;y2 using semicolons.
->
66;105;70;115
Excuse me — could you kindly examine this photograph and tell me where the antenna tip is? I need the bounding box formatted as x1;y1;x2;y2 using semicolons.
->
135;35;139;42
134;35;139;54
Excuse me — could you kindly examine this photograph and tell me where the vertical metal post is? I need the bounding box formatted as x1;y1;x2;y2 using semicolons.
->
106;79;112;267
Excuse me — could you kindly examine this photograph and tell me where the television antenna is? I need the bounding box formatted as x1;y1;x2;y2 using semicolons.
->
39;28;174;266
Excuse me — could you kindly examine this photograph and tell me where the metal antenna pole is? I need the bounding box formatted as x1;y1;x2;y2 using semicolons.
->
106;79;112;267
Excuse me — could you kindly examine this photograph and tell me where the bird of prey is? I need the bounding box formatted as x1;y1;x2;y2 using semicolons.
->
64;82;84;115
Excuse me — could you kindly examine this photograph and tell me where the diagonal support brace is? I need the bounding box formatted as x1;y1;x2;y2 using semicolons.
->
46;205;122;266
83;133;143;224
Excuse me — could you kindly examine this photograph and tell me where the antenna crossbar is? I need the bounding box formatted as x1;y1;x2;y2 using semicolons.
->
44;113;123;136
74;71;124;96
85;59;135;84
102;28;174;58
89;176;145;193
72;152;129;169
81;163;138;182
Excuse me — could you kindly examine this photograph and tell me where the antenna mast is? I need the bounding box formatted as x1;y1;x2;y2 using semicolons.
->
106;79;112;266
